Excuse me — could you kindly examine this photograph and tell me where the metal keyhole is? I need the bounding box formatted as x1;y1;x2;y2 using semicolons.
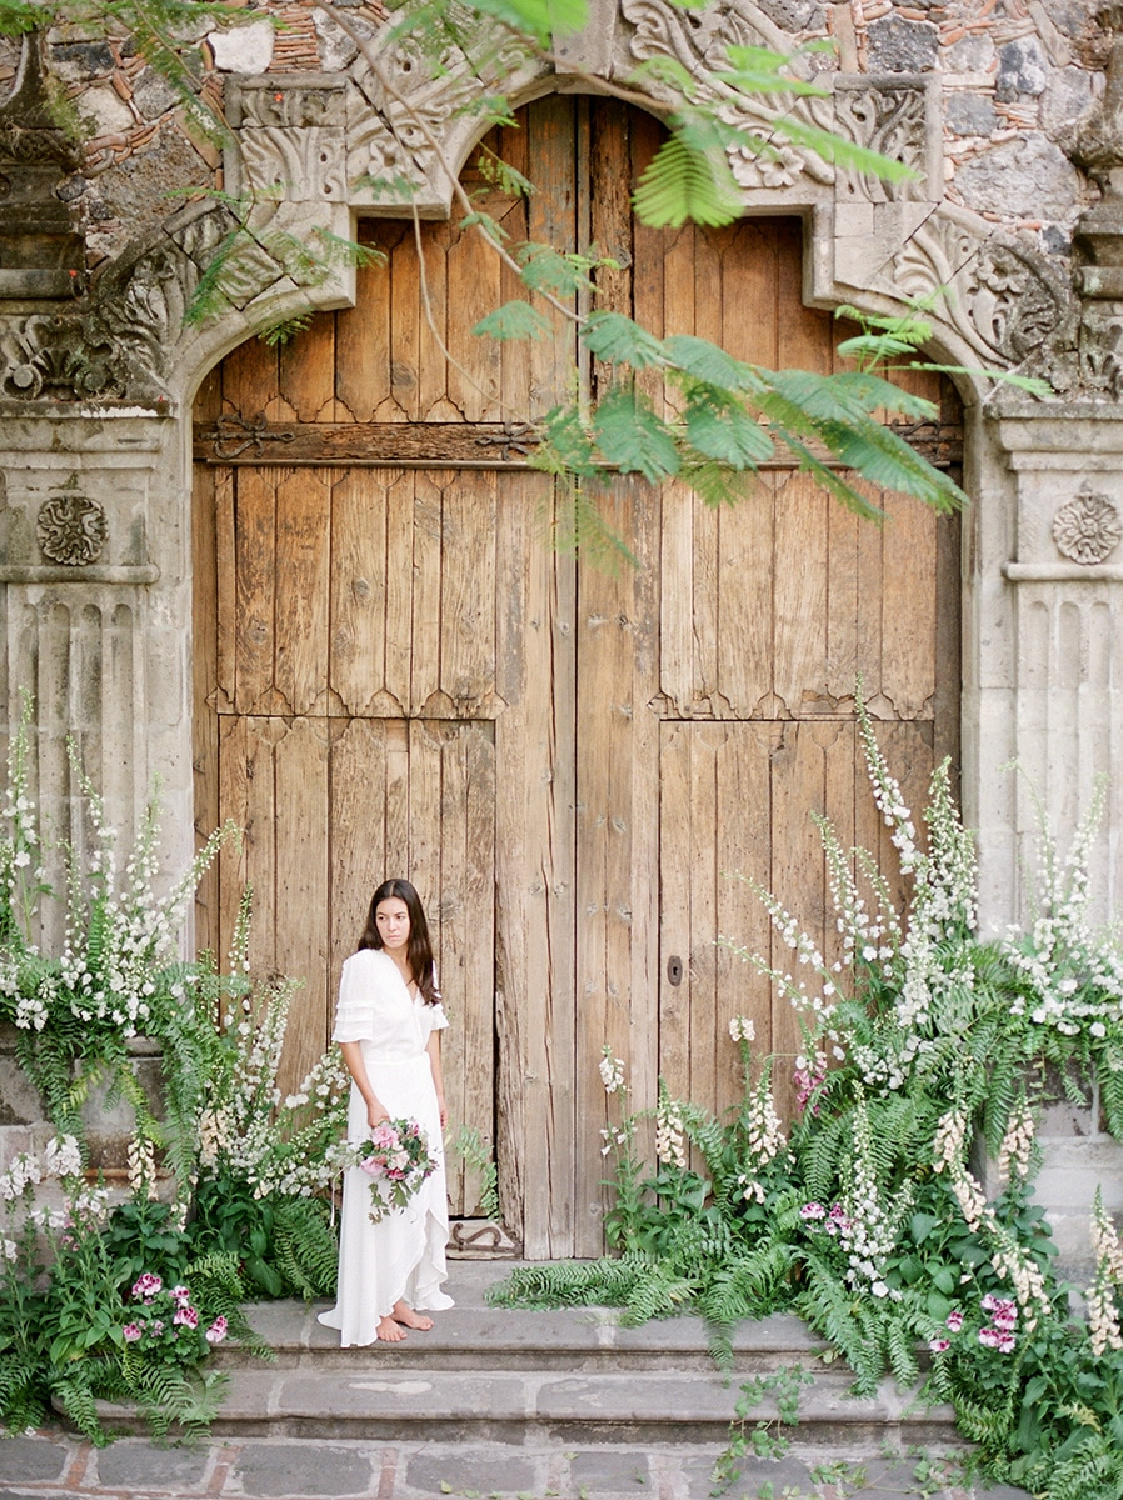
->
667;955;683;987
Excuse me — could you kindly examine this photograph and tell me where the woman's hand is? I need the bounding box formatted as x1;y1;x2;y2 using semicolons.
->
366;1097;390;1132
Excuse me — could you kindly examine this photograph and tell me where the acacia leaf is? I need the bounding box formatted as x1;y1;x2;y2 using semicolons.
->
593;388;680;482
473;300;553;341
582;312;668;369
632;135;742;228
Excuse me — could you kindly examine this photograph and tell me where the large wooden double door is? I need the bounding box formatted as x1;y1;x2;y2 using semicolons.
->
192;96;961;1257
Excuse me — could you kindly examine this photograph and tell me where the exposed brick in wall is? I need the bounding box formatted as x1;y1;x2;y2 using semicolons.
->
0;2;1106;277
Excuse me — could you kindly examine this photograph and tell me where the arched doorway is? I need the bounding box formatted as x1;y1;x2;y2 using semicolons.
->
192;96;962;1257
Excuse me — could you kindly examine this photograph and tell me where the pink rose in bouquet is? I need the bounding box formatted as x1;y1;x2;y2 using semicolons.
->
351;1118;436;1222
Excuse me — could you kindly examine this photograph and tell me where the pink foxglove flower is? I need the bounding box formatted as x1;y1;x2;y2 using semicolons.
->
800;1202;826;1221
946;1309;964;1332
173;1305;199;1330
171;1284;191;1306
131;1272;161;1301
122;1323;143;1342
928;1337;950;1353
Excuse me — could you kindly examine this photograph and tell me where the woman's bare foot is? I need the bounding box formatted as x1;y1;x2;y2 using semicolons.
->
392;1300;434;1331
377;1314;408;1342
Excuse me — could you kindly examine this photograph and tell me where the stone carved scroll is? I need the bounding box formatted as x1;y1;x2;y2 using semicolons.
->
833;80;932;203
618;0;835;189
881;211;1079;385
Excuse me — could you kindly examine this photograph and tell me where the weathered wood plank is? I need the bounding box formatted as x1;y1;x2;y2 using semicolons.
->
440;470;497;716
773;472;828;716
214;466;236;711
274;468;331;716
882;490;937;718
221;337;279;420
461;721;498;1214
233;468;277;714
335;225;397;422
411;473;444;715
192;463;220;957
329;717;390;1005
329;470;388;717
274;716;331;1096
279;312;335;423
391;227;422;422
385;469;415;717
526;96;577;417
658;720;693;1105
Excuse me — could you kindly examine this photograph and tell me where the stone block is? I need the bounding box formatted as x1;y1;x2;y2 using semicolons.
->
946;93;997;138
1033;1138;1123;1211
0;1437;70;1483
942;33;995;73
568;1450;652;1490
208;19;275;74
234;1442;373;1497
95;1442;211;1489
79;82;136;139
996;37;1049;100
866;17;938;73
954;135;1080;221
404;1449;537;1496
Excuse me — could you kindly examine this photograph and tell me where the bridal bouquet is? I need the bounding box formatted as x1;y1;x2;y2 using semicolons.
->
353;1118;436;1222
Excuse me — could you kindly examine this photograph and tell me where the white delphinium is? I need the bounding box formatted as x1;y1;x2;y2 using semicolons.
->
997;1098;1035;1183
0;1151;41;1201
655;1088;687;1169
724;878;838;1025
1088;1186;1123;1357
44;1134;82;1181
127;1134;159;1201
599;1046;626;1094
736;1060;789;1203
858;699;920;876
1003;779;1123;1041
0;691;44;947
934;1106;1049;1329
838;1097;907;1300
56;745;235;1038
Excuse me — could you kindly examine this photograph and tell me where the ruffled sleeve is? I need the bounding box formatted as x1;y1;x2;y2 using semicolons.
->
425;1001;450;1034
331;955;377;1043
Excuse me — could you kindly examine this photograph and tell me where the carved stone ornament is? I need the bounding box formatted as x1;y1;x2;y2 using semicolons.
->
1052;486;1123;566
36;490;108;567
617;0;834;189
884;215;1079;388
834;82;930;203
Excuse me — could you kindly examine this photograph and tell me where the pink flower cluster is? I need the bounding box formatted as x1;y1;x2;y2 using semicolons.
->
122;1272;227;1347
978;1294;1017;1352
799;1202;852;1236
793;1059;828;1114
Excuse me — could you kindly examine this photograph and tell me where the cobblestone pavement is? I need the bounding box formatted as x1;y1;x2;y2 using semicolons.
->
0;1432;1031;1500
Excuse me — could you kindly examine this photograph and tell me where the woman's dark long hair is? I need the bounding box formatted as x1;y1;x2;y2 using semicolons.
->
358;879;439;1005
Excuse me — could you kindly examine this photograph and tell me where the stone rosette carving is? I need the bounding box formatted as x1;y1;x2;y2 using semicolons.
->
1052;487;1123;565
36;491;108;567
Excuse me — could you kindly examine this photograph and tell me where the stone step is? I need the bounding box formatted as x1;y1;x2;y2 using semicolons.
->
86;1263;963;1451
95;1364;963;1450
216;1299;831;1373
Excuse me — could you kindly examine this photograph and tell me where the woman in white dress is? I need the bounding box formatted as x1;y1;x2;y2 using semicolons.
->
318;879;455;1345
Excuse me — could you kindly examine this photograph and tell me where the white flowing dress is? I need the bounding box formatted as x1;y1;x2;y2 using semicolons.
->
318;949;454;1346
